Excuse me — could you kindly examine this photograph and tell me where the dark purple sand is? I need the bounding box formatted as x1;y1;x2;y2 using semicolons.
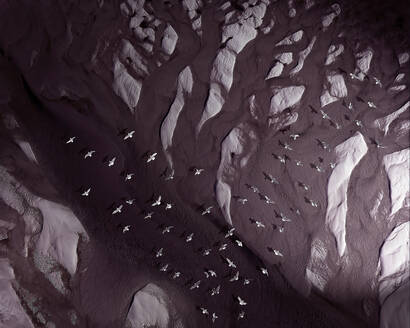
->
0;0;409;327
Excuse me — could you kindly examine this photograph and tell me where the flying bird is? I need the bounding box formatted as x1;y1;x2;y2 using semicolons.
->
66;136;76;144
112;205;123;215
123;130;135;140
81;188;91;197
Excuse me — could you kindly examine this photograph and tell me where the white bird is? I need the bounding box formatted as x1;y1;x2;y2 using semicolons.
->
229;271;240;282
283;142;292;150
255;221;265;228
237;296;247;306
122;225;130;233
281;214;291;223
194;168;204;175
152;196;162;207
186;233;194;242
279;226;285;233
144;212;154;219
125;173;134;181
264;195;274;205
165;172;174;181
84;150;96;159
249;185;259;193
308;199;318;207
208;270;217;278
210;285;220;296
330;162;336;169
219;243;228;251
225;227;235;238
147;152;157;163
261;267;269;276
162;225;174;234
66;136;75;144
200;307;209;315
225;257;236;268
289;134;300;140
238;311;245;320
108;157;116;167
202;249;211;256
123;130;135;140
235;240;243;247
125;199;135;205
156;248;163;258
319;110;330;120
354;119;363;127
277;155;286;164
112;205;123;215
81;188;91;197
299;182;310;191
243;278;251;285
201;206;213;216
237;198;248;205
165;203;173;210
373;77;382;87
264;173;279;184
172;271;181;279
204;271;210;279
211;313;218;323
313;164;323;173
190;280;201;290
367;101;377;109
273;249;283;257
160;264;169;272
295;160;303;167
349;72;360;80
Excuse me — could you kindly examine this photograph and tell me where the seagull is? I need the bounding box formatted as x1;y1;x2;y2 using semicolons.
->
319;110;330;120
202;249;211;256
162;225;174;234
112;205;123;215
122;225;130;233
255;221;265;228
235;240;243;247
152;196;162;207
243;278;251;285
190;280;201;290
354;119;363;127
373;77;382;87
125;173;134;181
237;296;247;306
311;164;323;173
299;182;310;191
295;160;303;167
194;168;204;175
210;285;220;296
165;203;173;210
261;267;269;276
225;227;235;238
277;155;287;164
123;130;135;140
367;101;377;109
81;188;91;197
125;199;135;205
160;264;169;272
66;136;76;144
144;212;154;219
84;150;96;159
249;185;259;193
225;257;236;268
211;313;218;323
219;243;228;251
147;152;157;163
172;271;181;279
347;102;354;111
273;249;284;257
156;248;163;258
263;172;279;184
201;206;213;216
186;233;194;242
108;157;116;167
289;134;300;140
283;142;293;150
330;162;336;169
208;270;217;278
264;195;274;205
165;171;174;181
308;199;318;207
200;307;209;315
229;271;240;282
279;226;285;233
237;197;248;204
238;311;245;320
280;213;291;222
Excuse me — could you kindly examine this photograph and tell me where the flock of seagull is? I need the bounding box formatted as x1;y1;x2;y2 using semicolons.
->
64;84;381;324
64;130;267;324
